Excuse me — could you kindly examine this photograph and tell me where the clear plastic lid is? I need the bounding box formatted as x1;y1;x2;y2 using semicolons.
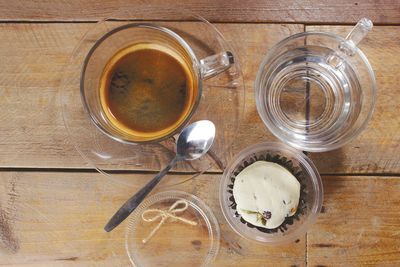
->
219;142;323;245
125;191;220;266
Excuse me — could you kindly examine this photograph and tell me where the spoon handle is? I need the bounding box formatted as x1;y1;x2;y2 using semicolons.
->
104;157;179;232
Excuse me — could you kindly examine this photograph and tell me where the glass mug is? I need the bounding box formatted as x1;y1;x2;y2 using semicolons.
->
81;23;233;143
255;18;377;152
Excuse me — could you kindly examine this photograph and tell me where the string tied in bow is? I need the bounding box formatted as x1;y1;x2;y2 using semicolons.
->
141;199;197;244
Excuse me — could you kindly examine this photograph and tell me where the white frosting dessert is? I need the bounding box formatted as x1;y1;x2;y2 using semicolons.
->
232;161;300;229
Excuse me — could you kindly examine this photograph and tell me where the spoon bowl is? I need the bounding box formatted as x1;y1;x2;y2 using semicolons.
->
177;120;216;161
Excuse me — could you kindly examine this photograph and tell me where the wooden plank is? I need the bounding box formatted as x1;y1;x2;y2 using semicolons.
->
307;175;400;266
305;26;400;174
0;23;91;169
0;171;305;266
0;23;398;174
0;23;303;170
0;0;399;24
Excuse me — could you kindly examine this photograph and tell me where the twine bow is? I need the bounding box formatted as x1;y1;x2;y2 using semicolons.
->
141;199;197;244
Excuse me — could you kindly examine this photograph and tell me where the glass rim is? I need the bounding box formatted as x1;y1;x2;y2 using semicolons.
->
80;22;203;145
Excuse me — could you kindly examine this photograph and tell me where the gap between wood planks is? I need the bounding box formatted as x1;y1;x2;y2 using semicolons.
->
0;19;398;26
0;167;399;177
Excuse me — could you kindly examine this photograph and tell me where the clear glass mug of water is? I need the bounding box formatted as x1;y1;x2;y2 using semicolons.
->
255;18;376;152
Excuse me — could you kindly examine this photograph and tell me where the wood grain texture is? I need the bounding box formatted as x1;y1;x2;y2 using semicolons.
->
0;171;305;266
0;0;399;24
0;24;90;169
0;23;303;170
307;175;400;266
306;26;400;174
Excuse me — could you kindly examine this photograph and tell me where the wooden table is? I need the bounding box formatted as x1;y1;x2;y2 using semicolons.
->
1;1;399;266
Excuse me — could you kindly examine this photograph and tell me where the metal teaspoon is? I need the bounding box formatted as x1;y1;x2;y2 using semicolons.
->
104;120;216;232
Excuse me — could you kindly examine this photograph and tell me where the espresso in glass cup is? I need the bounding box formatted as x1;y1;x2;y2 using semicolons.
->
81;24;233;143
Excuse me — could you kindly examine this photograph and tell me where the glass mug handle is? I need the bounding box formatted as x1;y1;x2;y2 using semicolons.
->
199;51;234;79
327;18;373;68
339;17;373;57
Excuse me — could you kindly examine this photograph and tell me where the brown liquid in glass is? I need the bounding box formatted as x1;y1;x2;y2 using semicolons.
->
100;44;195;138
